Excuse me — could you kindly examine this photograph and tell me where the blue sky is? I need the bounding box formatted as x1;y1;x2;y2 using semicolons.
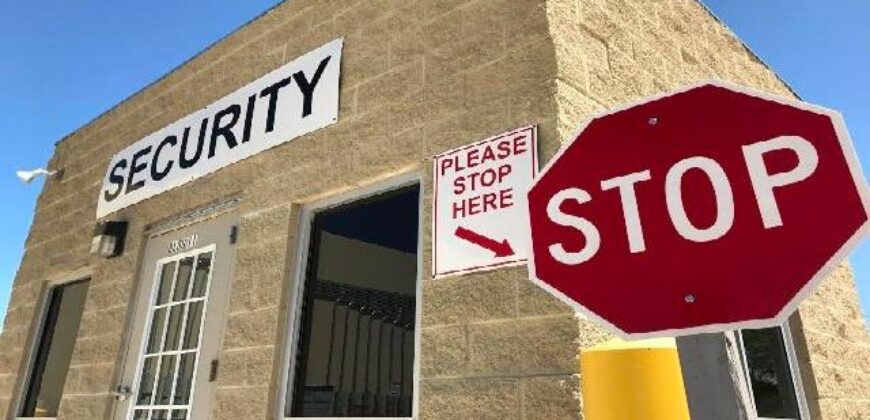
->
0;2;868;324
701;0;870;322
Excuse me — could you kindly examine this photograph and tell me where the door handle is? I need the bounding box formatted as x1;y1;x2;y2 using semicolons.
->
209;359;220;382
111;385;132;401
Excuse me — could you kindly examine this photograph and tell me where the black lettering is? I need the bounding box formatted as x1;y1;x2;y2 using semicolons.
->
126;146;152;194
293;56;332;117
260;77;292;133
103;159;127;202
180;119;208;169
151;135;177;181
242;94;257;143
209;104;241;158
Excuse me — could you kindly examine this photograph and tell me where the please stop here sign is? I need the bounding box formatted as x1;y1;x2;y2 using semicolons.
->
527;81;870;339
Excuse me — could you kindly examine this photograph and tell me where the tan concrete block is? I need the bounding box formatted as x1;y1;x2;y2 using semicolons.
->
64;362;114;395
341;25;391;89
0;351;22;377
517;278;573;317
576;320;613;349
0;374;16;396
57;395;110;420
70;334;121;366
422;269;518;326
212;386;269;420
2;304;37;330
507;0;549;48
218;345;276;387
420;377;520;420
85;280;132;311
335;0;393;36
421;325;468;378
520;375;581;420
421;0;465;23
78;306;127;339
391;23;426;67
457;101;513;152
421;8;463;52
810;362;870;400
239;204;294;246
357;58;425;114
467;315;578;376
817;397;870;419
223;307;281;349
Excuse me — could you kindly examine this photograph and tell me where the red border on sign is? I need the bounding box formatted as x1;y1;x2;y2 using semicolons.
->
432;125;539;278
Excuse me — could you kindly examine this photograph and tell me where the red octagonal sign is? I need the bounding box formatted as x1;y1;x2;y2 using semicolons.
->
527;81;870;339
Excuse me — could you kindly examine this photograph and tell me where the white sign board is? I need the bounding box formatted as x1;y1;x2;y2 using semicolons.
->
432;125;538;277
97;38;343;218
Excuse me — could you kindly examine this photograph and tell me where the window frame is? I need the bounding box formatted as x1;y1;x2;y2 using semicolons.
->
736;320;811;420
277;171;424;420
14;272;91;420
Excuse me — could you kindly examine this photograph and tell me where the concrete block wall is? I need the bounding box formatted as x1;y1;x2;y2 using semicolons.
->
0;0;867;419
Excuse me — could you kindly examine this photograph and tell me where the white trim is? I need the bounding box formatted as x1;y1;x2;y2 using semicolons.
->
526;79;870;340
781;320;811;419
277;170;423;419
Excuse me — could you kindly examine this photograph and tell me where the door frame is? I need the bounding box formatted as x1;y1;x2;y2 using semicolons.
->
12;269;91;420
277;171;424;419
110;207;239;420
736;319;811;420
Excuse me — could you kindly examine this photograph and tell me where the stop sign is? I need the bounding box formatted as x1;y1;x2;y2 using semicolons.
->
527;81;870;338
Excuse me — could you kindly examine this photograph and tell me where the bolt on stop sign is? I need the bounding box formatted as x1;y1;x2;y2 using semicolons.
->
527;81;870;339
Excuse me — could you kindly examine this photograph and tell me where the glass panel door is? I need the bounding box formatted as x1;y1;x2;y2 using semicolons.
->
130;249;214;420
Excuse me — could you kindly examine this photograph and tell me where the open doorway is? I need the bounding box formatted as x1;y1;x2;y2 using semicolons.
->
288;184;421;418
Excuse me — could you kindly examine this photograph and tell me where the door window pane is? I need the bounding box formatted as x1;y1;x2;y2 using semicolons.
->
740;327;802;419
289;186;420;417
146;308;167;354
173;257;194;302
163;305;185;351
20;280;89;418
156;262;176;305
174;352;197;405
136;356;158;405
182;302;204;350
191;253;212;298
155;355;178;405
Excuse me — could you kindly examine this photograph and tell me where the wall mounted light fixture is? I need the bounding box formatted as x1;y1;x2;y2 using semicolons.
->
90;221;128;258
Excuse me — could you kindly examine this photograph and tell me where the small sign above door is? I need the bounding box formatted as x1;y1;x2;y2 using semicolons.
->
432;125;538;277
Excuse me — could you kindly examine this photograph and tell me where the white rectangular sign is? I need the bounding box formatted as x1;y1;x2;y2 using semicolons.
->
432;125;538;277
97;38;343;218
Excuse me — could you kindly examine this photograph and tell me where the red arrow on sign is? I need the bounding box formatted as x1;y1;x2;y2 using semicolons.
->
454;226;515;257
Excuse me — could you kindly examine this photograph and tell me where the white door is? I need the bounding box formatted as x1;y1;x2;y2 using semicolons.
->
114;212;237;420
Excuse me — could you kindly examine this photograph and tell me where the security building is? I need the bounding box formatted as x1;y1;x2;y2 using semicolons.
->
1;0;868;419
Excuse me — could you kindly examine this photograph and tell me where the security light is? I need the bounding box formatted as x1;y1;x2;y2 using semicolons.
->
16;168;58;184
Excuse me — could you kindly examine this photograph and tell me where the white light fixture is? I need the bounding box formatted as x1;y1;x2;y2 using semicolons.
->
16;168;58;184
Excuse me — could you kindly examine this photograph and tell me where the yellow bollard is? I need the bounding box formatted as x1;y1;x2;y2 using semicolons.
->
580;337;690;420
